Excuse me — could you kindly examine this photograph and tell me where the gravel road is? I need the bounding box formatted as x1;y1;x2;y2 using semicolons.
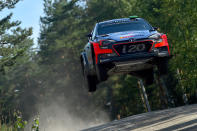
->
83;104;197;131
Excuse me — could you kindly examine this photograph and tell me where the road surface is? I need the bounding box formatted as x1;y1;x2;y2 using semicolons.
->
83;104;197;131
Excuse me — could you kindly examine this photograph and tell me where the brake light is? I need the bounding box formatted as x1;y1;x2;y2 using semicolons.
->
154;34;170;54
155;34;168;47
92;42;113;64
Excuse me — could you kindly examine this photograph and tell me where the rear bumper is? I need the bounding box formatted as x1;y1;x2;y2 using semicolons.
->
97;51;170;74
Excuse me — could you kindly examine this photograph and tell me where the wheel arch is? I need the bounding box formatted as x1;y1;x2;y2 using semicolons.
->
90;43;96;66
80;52;89;74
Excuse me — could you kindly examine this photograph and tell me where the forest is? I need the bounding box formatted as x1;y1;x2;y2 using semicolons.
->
0;0;197;130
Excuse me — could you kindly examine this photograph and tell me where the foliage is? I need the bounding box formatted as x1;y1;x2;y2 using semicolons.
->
31;116;39;131
14;113;27;130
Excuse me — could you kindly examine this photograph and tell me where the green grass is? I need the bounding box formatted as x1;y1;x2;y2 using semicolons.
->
0;124;14;131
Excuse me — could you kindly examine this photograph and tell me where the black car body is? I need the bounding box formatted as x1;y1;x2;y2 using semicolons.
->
80;16;171;92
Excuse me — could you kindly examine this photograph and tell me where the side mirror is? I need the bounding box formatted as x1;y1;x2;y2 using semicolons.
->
153;27;158;30
86;34;92;37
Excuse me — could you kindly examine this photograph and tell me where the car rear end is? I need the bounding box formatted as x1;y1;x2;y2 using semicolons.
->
93;17;170;77
95;38;169;75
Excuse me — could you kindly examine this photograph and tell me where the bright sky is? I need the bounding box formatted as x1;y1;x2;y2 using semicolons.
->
1;0;44;44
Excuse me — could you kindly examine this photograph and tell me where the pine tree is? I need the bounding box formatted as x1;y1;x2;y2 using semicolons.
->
0;0;33;74
0;0;34;124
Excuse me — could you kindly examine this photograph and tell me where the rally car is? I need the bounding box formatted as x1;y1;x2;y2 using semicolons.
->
80;16;171;92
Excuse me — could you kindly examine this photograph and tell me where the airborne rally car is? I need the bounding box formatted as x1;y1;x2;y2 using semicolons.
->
80;16;170;92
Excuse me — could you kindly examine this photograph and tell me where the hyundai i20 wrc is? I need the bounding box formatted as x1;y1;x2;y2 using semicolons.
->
80;16;171;92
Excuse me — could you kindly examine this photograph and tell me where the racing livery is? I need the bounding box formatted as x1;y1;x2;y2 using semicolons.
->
80;16;171;92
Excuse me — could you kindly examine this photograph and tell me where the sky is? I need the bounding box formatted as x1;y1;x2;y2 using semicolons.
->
1;0;44;44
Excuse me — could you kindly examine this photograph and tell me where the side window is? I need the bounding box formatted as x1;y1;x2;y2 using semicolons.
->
91;24;98;40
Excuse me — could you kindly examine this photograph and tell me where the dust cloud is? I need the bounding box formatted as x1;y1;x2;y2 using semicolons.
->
23;57;110;131
25;92;109;131
39;102;108;131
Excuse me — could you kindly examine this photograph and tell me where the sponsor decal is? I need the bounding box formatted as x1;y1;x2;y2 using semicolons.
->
120;35;134;39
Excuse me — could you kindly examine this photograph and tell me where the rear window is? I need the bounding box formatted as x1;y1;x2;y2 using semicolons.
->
98;20;152;35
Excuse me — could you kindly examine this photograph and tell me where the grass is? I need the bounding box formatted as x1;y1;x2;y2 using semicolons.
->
0;124;14;131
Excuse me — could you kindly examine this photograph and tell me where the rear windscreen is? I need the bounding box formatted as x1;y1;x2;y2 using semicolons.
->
98;20;152;35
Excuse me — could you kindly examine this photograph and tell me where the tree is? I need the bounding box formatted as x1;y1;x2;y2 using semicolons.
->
0;0;33;124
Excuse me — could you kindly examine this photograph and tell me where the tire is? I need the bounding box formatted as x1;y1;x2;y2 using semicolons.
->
83;69;97;92
96;64;108;82
87;75;97;92
131;68;154;86
144;72;154;86
157;59;168;76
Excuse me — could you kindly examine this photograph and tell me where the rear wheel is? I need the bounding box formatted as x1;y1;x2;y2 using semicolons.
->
144;72;154;86
157;59;168;76
83;69;97;92
96;64;108;82
131;68;154;86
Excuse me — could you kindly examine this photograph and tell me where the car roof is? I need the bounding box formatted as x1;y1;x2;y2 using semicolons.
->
98;18;144;25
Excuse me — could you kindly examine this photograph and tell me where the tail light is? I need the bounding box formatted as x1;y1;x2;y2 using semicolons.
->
154;34;170;54
154;34;169;47
93;42;114;64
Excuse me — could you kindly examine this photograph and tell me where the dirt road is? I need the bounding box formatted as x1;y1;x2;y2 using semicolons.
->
83;104;197;131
